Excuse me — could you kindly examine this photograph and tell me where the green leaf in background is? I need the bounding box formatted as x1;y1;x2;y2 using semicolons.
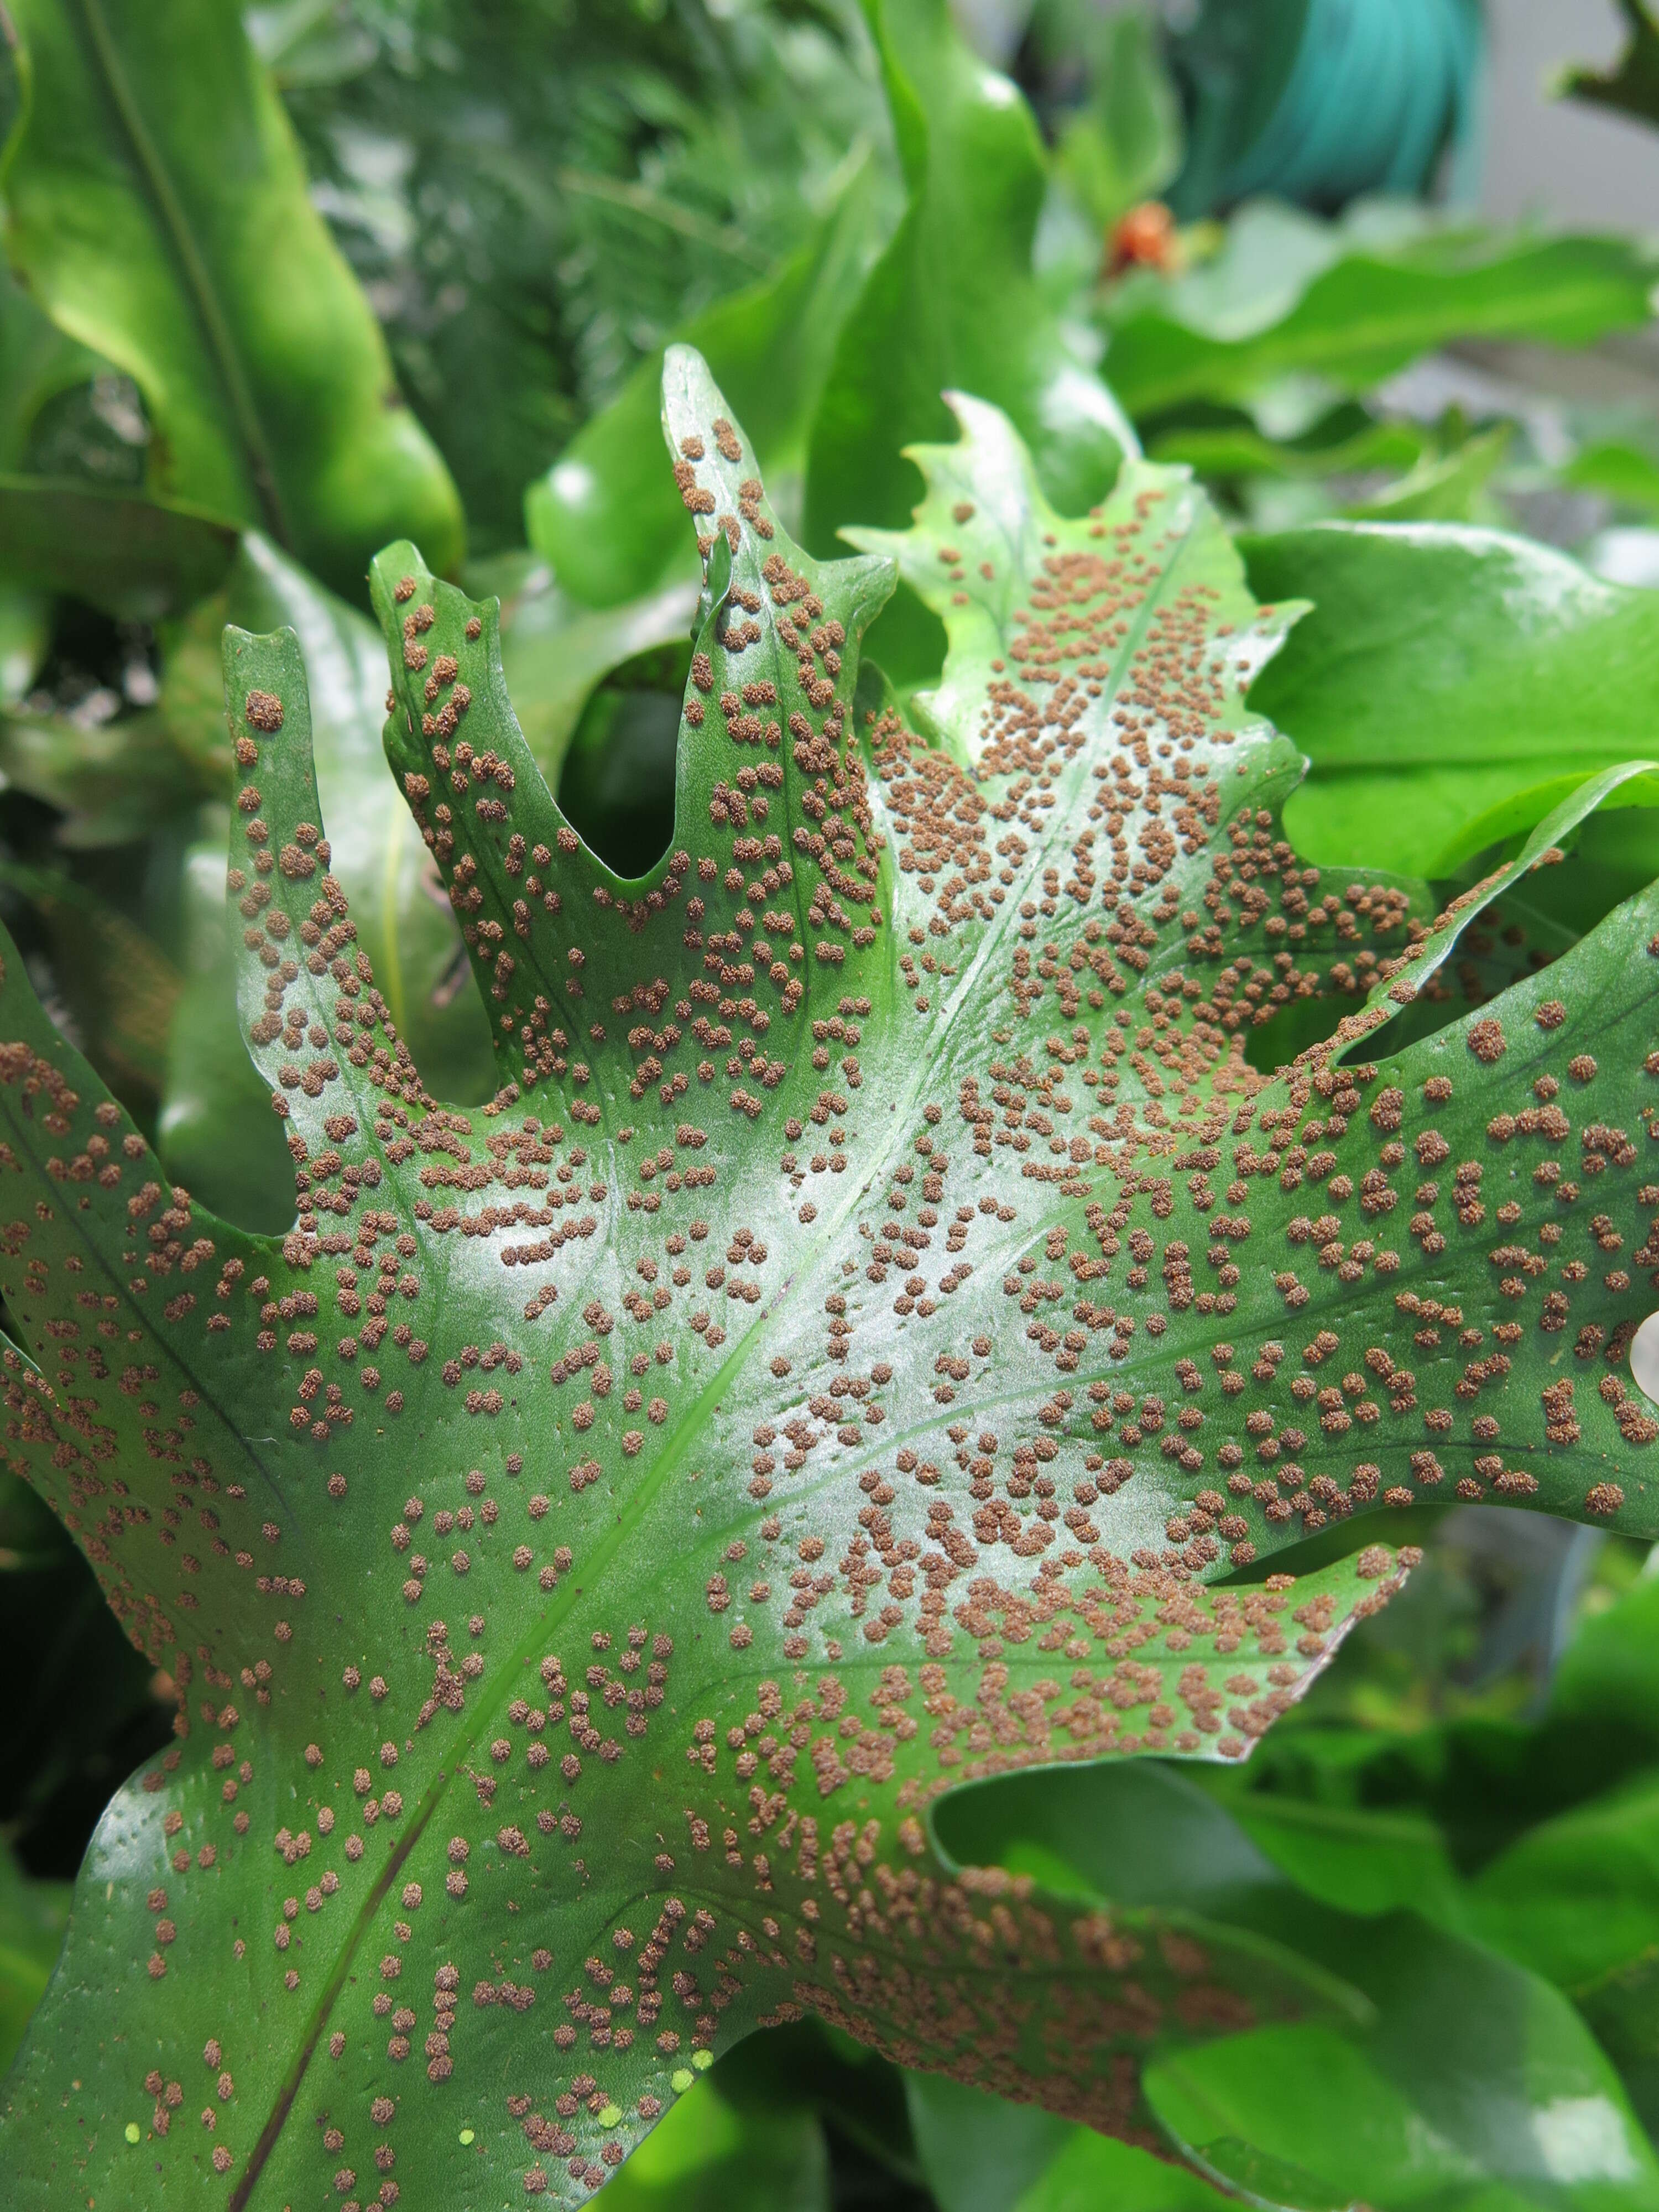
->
1145;1975;1658;2212
0;477;236;622
712;2013;928;2190
0;862;179;1100
483;555;701;795
1187;1541;1659;2161
1149;406;1430;487
1219;1794;1467;1924
947;1764;1659;2210
1564;441;1659;522
805;0;1137;682
1240;521;1659;875
524;153;895;611
1047;3;1182;237
907;2071;1235;2211
0;264;111;471
158;838;295;1233
0;259;240;616
260;0;888;546
1102;200;1659;425
1228;1562;1659;1921
1012;2123;1237;2210
1463;1770;1659;1997
595;2067;830;2211
1148;401;1519;538
514;151;895;799
1;0;464;596
0;700;201;848
0;1850;68;2077
1549;1572;1659;1780
1561;1;1659;134
1339;421;1511;524
0;1462;169;1918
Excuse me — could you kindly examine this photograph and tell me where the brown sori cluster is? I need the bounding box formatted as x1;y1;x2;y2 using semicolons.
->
0;357;1650;2210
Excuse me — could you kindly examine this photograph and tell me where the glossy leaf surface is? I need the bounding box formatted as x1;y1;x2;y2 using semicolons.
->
1;0;463;594
3;350;1659;2209
1241;521;1659;875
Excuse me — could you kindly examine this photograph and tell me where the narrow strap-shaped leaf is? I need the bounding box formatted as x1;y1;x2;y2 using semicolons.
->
1;0;463;592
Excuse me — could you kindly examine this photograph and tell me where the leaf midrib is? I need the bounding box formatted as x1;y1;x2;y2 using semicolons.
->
231;450;1265;2189
377;450;1230;1832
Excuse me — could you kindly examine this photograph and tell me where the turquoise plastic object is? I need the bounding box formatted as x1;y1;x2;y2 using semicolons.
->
1167;0;1483;218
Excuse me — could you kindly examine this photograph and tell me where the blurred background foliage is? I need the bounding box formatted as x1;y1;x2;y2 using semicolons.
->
7;2;1659;2205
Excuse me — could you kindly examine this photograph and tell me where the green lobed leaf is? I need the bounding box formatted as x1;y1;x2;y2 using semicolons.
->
0;0;463;597
4;348;1659;2205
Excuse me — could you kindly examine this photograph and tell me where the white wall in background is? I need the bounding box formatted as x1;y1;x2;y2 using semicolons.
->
1480;0;1659;228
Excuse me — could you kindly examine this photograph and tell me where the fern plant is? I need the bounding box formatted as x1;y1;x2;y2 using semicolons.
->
3;4;1659;2208
3;345;1658;2206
